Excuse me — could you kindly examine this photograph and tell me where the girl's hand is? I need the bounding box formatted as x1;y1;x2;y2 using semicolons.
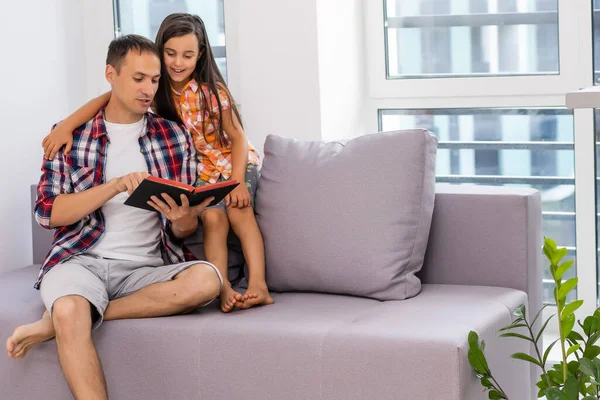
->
42;123;74;160
226;184;250;208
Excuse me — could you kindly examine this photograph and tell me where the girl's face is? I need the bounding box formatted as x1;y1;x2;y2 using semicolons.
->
163;33;200;88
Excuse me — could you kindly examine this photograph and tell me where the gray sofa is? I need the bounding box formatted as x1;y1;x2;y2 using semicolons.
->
0;182;541;399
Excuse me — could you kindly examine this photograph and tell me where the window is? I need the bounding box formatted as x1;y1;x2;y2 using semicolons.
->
367;0;597;362
384;0;559;79
380;108;577;304
112;0;227;78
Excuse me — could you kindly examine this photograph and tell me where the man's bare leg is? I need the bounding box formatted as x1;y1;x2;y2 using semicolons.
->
53;295;107;400
103;263;221;320
6;311;54;359
6;263;220;359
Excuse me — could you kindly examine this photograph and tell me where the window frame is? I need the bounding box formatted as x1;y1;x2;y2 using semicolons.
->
365;0;591;100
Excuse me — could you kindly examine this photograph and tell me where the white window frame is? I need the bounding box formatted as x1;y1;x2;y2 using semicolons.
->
364;0;597;329
365;0;589;100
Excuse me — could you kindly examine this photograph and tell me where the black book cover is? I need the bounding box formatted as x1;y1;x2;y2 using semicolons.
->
124;177;239;212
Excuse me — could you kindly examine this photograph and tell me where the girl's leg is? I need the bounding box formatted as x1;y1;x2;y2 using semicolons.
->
227;206;274;309
201;208;242;312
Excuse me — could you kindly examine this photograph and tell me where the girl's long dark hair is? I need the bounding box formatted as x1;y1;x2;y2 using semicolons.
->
154;13;241;146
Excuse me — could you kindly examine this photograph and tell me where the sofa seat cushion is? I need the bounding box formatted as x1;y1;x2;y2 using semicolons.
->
0;266;530;400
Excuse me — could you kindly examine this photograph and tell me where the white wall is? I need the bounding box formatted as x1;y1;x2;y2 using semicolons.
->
225;0;367;151
317;0;367;141
225;0;324;153
0;0;112;273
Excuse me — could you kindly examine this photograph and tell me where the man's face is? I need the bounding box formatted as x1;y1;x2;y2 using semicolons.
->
106;50;161;115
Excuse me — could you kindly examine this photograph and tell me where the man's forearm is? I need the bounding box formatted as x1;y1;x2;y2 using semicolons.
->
49;180;120;228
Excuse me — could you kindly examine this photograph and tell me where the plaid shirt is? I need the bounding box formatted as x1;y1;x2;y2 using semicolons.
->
173;80;261;184
33;110;198;289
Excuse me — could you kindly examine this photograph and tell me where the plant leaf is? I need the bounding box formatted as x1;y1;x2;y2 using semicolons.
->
531;304;550;328
558;278;578;301
544;339;560;366
552;247;569;266
562;313;576;338
543;248;553;263
536;314;557;343
558;297;566;310
499;323;527;332
567;344;581;358
468;331;480;348
554;260;574;281
555;260;574;281
536;375;549;390
568;330;584;342
488;390;504;400
579;358;596;377
480;376;492;388
544;237;557;254
563;376;579;400
548;369;563;385
499;332;534;342
511;352;542;367
562;300;584;319
567;360;580;377
583;345;600;360
514;304;526;320
588;331;600;346
545;387;568;400
468;348;489;375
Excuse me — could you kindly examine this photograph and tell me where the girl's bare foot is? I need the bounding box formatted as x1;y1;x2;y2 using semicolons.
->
220;285;244;313
6;312;55;359
241;285;274;309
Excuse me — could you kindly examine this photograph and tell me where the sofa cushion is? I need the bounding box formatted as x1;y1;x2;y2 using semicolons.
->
0;265;530;400
254;130;437;300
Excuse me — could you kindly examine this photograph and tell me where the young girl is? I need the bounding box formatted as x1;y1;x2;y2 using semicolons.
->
42;13;273;313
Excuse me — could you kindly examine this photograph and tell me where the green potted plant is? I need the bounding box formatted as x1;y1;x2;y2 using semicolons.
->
468;238;600;399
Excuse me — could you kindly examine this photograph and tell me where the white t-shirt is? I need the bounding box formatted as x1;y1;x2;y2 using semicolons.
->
89;116;162;261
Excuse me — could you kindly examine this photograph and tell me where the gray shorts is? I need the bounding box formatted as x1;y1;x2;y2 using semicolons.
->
39;254;223;329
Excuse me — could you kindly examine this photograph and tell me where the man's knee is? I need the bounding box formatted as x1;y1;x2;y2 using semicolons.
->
52;295;92;336
177;264;221;308
201;208;229;230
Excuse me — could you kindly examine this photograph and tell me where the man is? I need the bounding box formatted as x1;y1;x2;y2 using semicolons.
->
5;35;221;400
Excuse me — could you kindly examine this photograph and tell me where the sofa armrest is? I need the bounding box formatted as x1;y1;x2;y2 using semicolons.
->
421;185;542;314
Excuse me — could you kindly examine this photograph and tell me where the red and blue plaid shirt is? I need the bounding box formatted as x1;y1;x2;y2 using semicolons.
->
34;109;198;289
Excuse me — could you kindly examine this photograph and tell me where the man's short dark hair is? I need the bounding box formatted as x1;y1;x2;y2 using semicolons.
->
106;34;159;73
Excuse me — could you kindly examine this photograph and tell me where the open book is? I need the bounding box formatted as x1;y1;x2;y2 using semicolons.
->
124;176;239;212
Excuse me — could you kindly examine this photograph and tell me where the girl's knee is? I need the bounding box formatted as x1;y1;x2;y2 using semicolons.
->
201;208;228;228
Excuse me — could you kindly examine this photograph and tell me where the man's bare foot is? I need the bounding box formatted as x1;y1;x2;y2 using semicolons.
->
6;312;55;359
241;285;274;309
220;285;244;313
